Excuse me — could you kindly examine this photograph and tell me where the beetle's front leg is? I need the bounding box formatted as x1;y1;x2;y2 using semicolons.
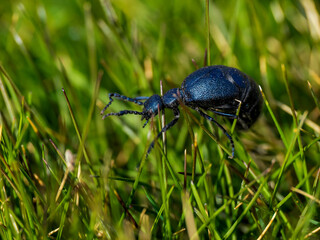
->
146;108;180;158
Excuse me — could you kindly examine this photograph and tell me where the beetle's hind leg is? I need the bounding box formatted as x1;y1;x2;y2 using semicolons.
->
197;109;235;159
146;108;180;158
210;110;237;119
101;93;145;115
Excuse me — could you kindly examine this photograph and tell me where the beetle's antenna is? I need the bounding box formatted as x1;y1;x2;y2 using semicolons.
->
100;93;145;115
133;96;149;101
102;110;143;119
146;108;180;158
196;109;235;158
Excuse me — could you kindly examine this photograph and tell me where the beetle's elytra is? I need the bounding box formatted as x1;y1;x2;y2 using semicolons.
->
101;65;263;158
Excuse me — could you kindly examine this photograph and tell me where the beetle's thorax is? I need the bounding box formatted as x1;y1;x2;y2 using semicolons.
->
162;88;180;109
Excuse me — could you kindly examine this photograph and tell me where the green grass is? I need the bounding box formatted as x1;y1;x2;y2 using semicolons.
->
0;0;320;239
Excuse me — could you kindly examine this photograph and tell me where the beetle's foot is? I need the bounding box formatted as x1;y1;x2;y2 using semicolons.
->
143;119;149;128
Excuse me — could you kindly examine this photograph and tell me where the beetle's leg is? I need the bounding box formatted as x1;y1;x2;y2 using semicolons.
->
211;110;251;130
101;93;145;115
196;109;234;159
146;108;180;158
102;110;143;119
210;110;238;119
142;119;150;128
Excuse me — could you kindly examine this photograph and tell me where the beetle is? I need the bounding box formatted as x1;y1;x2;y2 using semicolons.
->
101;65;263;158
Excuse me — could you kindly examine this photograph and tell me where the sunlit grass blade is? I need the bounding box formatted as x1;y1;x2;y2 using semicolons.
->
182;190;199;240
62;88;95;176
113;189;139;229
142;186;162;221
150;185;174;234
270;111;308;206
307;81;320;110
282;64;309;191
0;76;15;122
56;194;71;240
275;167;318;210
190;181;221;239
260;86;288;148
257;209;278;240
75;71;102;168
223;175;269;239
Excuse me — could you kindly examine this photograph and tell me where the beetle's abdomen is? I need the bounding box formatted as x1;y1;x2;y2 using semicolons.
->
181;66;247;108
181;65;262;129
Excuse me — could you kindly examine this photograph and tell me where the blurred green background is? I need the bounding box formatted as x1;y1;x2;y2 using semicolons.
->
0;0;319;239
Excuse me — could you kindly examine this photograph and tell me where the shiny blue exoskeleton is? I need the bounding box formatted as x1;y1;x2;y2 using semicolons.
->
101;65;263;158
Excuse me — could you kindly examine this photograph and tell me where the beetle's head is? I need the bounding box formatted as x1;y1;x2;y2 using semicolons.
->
141;94;163;126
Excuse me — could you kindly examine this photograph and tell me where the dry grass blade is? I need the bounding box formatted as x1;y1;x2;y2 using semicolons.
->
113;189;139;229
182;191;199;240
291;187;320;205
257;209;278;240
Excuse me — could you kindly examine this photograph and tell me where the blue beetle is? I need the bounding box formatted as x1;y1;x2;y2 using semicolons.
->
101;65;263;158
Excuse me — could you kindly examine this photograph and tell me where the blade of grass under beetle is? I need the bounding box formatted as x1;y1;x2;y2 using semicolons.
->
155;133;172;238
142;187;163;221
150;185;174;234
270;136;320;181
196;170;270;236
56;192;71;240
270;111;307;206
190;181;221;240
292;186;320;239
260;86;288;148
223;175;269;239
274;167;318;230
